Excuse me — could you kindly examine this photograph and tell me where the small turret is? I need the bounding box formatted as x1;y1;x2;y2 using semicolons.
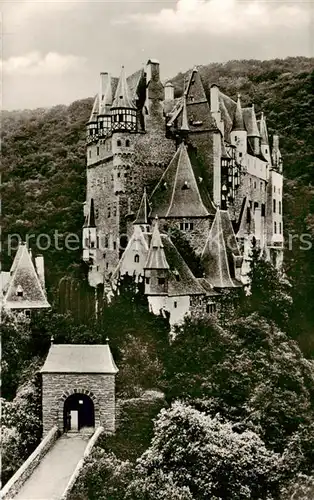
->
133;187;151;232
86;95;99;144
259;112;271;164
272;135;283;173
98;72;112;135
231;94;247;159
247;104;261;156
144;218;169;295
111;66;137;132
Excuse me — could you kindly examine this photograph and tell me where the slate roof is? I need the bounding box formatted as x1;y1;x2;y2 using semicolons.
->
144;220;170;270
259;112;269;145
3;243;51;310
150;143;210;218
99;73;113;115
243;105;260;137
89;94;99;122
201;209;242;289
161;235;206;296
112;66;136;109
41;344;118;374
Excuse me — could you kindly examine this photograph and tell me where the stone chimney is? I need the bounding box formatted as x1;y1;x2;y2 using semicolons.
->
210;84;219;113
164;82;174;101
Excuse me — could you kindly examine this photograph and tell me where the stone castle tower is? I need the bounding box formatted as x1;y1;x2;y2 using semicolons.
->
83;59;284;324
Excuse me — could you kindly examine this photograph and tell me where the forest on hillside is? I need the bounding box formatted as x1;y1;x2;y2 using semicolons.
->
2;56;314;354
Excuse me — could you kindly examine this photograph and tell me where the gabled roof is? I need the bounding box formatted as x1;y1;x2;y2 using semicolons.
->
112;66;136;109
4;243;51;310
133;188;150;225
83;198;96;228
185;66;207;102
41;344;118;374
201;209;242;289
232;94;245;131
150;143;209;218
112;225;149;280
259;112;269;145
243;105;260;137
180;95;189;132
144;220;169;270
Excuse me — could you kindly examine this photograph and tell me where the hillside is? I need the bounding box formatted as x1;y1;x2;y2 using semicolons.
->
2;56;314;353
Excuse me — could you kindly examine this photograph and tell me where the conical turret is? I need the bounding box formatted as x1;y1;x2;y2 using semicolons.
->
232;94;245;131
133;188;151;231
144;218;169;296
112;66;135;110
111;66;137;132
246;104;261;155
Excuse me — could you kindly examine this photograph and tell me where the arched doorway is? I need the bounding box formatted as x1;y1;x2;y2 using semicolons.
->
63;393;95;432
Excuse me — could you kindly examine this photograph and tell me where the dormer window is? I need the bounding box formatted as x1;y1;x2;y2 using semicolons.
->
16;285;23;297
134;254;140;263
126;139;130;147
117;140;121;147
182;181;189;190
158;277;166;285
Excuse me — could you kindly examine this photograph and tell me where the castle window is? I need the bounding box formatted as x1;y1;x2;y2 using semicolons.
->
113;205;117;216
174;301;177;309
261;203;266;217
274;222;277;234
16;285;23;297
254;181;257;189
180;222;184;230
126;139;130;147
265;148;268;154
97;147;99;156
95;208;99;218
119;114;123;122
274;186;276;193
25;309;31;317
279;201;282;214
190;222;194;230
260;182;263;191
279;222;282;234
273;199;276;213
106;262;109;269
107;206;111;217
113;242;117;250
146;277;150;284
91;241;95;248
134;254;140;263
185;222;189;230
158;277;165;285
117;140;121;147
254;202;259;210
104;237;108;248
239;152;242;158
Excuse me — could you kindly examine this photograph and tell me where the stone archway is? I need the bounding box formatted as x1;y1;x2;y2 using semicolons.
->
57;388;100;432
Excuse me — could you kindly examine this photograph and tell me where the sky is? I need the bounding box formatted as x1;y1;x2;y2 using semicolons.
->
1;0;313;110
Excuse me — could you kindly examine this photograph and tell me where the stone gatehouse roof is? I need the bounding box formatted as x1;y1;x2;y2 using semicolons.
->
41;344;118;374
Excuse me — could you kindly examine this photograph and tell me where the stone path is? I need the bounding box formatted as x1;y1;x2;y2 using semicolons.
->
13;433;89;500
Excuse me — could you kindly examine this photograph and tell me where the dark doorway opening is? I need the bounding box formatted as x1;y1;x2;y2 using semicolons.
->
63;393;95;432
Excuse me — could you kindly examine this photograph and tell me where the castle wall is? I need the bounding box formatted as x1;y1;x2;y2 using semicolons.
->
42;373;116;436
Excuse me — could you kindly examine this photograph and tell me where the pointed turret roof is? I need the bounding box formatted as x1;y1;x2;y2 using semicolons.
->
112;66;136;109
144;219;170;270
3;243;51;310
259;112;269;145
232;94;245;131
201;209;242;289
243;104;260;137
133;188;150;225
83;198;96;228
89;94;99;122
150;143;209;218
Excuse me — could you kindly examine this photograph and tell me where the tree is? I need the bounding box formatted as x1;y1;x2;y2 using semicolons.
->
126;402;281;500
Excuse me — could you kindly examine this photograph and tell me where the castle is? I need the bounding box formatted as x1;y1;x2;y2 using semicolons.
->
83;59;283;326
